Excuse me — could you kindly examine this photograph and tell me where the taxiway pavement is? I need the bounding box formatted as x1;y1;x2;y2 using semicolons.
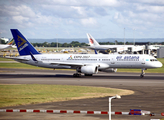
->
0;68;164;120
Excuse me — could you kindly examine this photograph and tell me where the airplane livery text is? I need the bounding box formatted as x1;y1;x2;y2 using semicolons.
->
116;56;139;61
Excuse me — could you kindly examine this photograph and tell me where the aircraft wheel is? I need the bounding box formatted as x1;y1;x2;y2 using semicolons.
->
140;74;144;78
73;73;81;77
85;74;93;76
73;73;76;77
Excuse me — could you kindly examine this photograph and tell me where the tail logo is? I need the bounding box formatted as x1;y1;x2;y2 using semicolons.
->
7;39;14;45
17;35;28;51
90;38;94;44
17;35;26;48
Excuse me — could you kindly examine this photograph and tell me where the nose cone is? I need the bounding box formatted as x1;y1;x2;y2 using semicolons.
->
156;61;163;68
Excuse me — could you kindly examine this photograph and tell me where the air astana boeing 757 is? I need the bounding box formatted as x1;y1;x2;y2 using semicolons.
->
9;29;162;78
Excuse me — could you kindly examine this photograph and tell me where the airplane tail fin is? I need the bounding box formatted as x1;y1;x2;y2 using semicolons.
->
7;38;14;45
10;29;40;56
87;33;100;46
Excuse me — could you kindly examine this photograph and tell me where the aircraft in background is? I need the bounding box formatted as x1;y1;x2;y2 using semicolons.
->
86;33;145;54
0;38;16;50
8;29;162;78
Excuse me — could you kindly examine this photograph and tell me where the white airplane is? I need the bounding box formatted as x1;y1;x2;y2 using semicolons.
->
86;33;144;53
0;38;16;50
8;29;162;78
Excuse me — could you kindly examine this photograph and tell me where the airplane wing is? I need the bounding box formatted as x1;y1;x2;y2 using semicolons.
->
0;45;12;50
11;45;17;48
50;62;84;66
50;62;109;69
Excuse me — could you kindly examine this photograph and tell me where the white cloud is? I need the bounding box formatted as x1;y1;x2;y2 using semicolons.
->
71;6;86;17
80;18;97;27
113;10;163;30
84;0;120;7
124;0;164;5
35;14;54;24
136;5;164;13
45;0;120;7
12;15;29;24
15;5;36;17
1;0;164;38
112;0;164;34
0;5;36;17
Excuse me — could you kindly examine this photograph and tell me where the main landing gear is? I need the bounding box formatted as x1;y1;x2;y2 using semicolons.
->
73;73;81;77
73;67;81;77
73;68;93;77
140;68;146;78
73;73;93;77
84;74;93;76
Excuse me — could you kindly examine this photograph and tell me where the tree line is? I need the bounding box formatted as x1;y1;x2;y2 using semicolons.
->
32;41;88;47
32;41;164;47
1;39;164;47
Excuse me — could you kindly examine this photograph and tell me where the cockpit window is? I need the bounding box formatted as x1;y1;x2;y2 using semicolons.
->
150;59;158;62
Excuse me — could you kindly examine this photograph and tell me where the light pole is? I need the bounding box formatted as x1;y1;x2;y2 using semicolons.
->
109;95;121;120
124;28;125;45
133;29;135;45
0;32;1;44
56;34;58;52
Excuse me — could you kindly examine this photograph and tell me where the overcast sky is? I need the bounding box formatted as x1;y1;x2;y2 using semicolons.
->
0;0;164;39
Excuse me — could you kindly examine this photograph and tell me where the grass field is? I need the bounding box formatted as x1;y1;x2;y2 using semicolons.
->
0;63;51;70
0;57;14;61
0;84;133;107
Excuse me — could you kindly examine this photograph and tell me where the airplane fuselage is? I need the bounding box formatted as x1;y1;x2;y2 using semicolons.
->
16;54;162;69
0;44;12;50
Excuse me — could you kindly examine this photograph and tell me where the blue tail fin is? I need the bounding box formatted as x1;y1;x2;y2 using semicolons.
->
10;29;40;56
94;50;98;54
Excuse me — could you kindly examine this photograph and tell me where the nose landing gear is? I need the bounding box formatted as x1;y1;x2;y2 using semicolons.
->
140;68;147;78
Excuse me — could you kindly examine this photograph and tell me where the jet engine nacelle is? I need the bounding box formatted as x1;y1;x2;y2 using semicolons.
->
77;66;98;74
99;68;117;73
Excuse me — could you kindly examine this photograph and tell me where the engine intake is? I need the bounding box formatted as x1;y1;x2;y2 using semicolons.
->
77;66;98;74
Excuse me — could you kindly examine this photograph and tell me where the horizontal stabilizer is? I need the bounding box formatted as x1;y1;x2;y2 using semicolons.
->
4;56;30;61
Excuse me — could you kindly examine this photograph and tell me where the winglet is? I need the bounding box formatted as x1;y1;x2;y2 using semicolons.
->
94;50;98;54
30;52;38;61
10;29;40;56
